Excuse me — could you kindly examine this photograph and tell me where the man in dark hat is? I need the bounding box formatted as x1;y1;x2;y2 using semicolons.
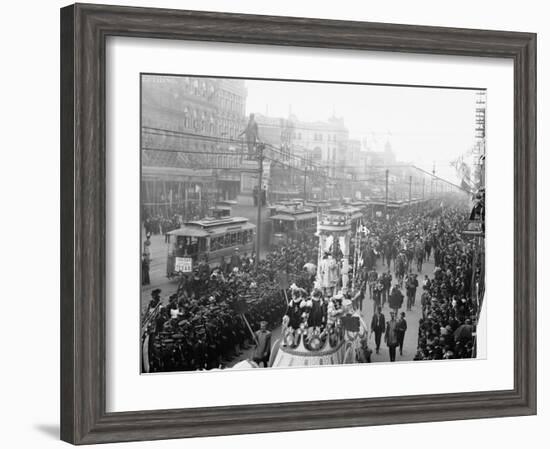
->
372;280;383;314
230;248;241;272
405;272;418;311
370;305;386;354
385;310;399;362
148;289;162;312
381;271;392;306
454;318;474;345
389;284;404;315
141;252;150;286
396;311;408;356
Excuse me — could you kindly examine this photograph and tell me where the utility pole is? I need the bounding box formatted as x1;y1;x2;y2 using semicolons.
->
303;165;308;201
422;177;425;199
255;143;264;273
385;169;389;217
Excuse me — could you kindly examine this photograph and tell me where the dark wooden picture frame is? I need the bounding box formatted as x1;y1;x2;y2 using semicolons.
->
60;3;536;445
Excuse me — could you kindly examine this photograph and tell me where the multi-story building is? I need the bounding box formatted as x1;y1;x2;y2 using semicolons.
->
250;114;297;200
473;90;486;189
283;115;350;199
141;75;247;217
289;116;349;170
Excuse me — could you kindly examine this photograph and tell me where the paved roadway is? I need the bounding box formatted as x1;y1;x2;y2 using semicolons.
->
141;233;178;314
362;255;435;363
141;233;435;365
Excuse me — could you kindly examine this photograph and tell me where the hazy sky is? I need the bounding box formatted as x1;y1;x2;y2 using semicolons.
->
244;79;483;183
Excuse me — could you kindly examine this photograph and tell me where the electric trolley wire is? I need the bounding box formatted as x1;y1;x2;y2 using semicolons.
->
142;126;465;191
142;126;325;169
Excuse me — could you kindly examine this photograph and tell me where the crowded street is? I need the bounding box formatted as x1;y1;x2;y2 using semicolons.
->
139;75;485;373
140;195;484;371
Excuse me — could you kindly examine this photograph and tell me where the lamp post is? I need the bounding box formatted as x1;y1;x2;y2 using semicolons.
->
255;143;264;273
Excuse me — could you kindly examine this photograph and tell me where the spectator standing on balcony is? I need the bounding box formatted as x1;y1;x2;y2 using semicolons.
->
239;113;260;159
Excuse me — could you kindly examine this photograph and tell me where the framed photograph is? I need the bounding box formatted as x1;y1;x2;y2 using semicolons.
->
60;3;536;445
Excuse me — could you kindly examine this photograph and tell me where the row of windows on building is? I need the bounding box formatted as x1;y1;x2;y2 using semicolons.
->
172;111;242;139
177;77;245;116
291;131;344;142
218;92;245;116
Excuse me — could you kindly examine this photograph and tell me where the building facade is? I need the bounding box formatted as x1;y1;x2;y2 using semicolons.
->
141;75;248;218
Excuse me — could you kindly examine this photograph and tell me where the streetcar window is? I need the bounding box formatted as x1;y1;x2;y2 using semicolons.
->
198;238;206;252
211;237;218;250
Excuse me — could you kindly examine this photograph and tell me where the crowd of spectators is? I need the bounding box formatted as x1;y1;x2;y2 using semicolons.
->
143;214;181;238
142;200;212;237
413;208;479;360
142;196;482;371
142;236;318;372
351;200;480;361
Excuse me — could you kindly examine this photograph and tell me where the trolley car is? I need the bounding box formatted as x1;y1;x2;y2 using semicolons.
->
268;205;317;246
166;216;255;277
304;199;331;213
327;205;363;232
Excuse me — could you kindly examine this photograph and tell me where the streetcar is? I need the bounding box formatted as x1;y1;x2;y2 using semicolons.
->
364;198;406;218
304;199;331;213
165;216;256;277
342;199;369;213
268;205;317;246
326;205;363;232
273;199;304;209
208;200;234;219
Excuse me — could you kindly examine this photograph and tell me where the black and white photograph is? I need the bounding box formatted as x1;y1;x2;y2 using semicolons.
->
139;74;486;373
0;0;542;447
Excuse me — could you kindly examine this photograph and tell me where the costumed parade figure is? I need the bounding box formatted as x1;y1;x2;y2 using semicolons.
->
283;284;308;347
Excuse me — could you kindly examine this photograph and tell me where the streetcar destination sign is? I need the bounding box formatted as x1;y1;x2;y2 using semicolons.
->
175;257;193;273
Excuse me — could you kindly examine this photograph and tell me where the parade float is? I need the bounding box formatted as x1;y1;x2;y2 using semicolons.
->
268;208;369;368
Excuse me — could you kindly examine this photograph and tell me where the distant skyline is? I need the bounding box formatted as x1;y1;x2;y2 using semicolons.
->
244;79;484;184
